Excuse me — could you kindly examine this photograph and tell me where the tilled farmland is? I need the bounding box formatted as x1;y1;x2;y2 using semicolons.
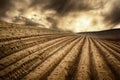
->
0;22;120;80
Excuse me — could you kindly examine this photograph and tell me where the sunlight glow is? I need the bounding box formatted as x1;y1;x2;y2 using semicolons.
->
58;12;108;32
74;15;92;32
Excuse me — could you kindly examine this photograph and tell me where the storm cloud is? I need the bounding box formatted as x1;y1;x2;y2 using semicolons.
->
0;0;120;32
103;0;120;26
0;0;12;17
30;0;99;15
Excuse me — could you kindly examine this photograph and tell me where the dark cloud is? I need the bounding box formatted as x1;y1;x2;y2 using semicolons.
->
0;0;12;17
12;16;43;26
30;0;49;6
30;0;93;16
46;17;58;29
104;1;120;25
46;0;72;15
0;0;103;18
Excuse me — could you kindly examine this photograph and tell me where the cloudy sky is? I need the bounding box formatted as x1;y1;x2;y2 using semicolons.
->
0;0;120;32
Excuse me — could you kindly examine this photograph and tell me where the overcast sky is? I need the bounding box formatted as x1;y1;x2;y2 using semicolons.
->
0;0;120;32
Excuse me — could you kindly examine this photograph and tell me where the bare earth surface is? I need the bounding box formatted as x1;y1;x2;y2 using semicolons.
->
0;22;120;80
